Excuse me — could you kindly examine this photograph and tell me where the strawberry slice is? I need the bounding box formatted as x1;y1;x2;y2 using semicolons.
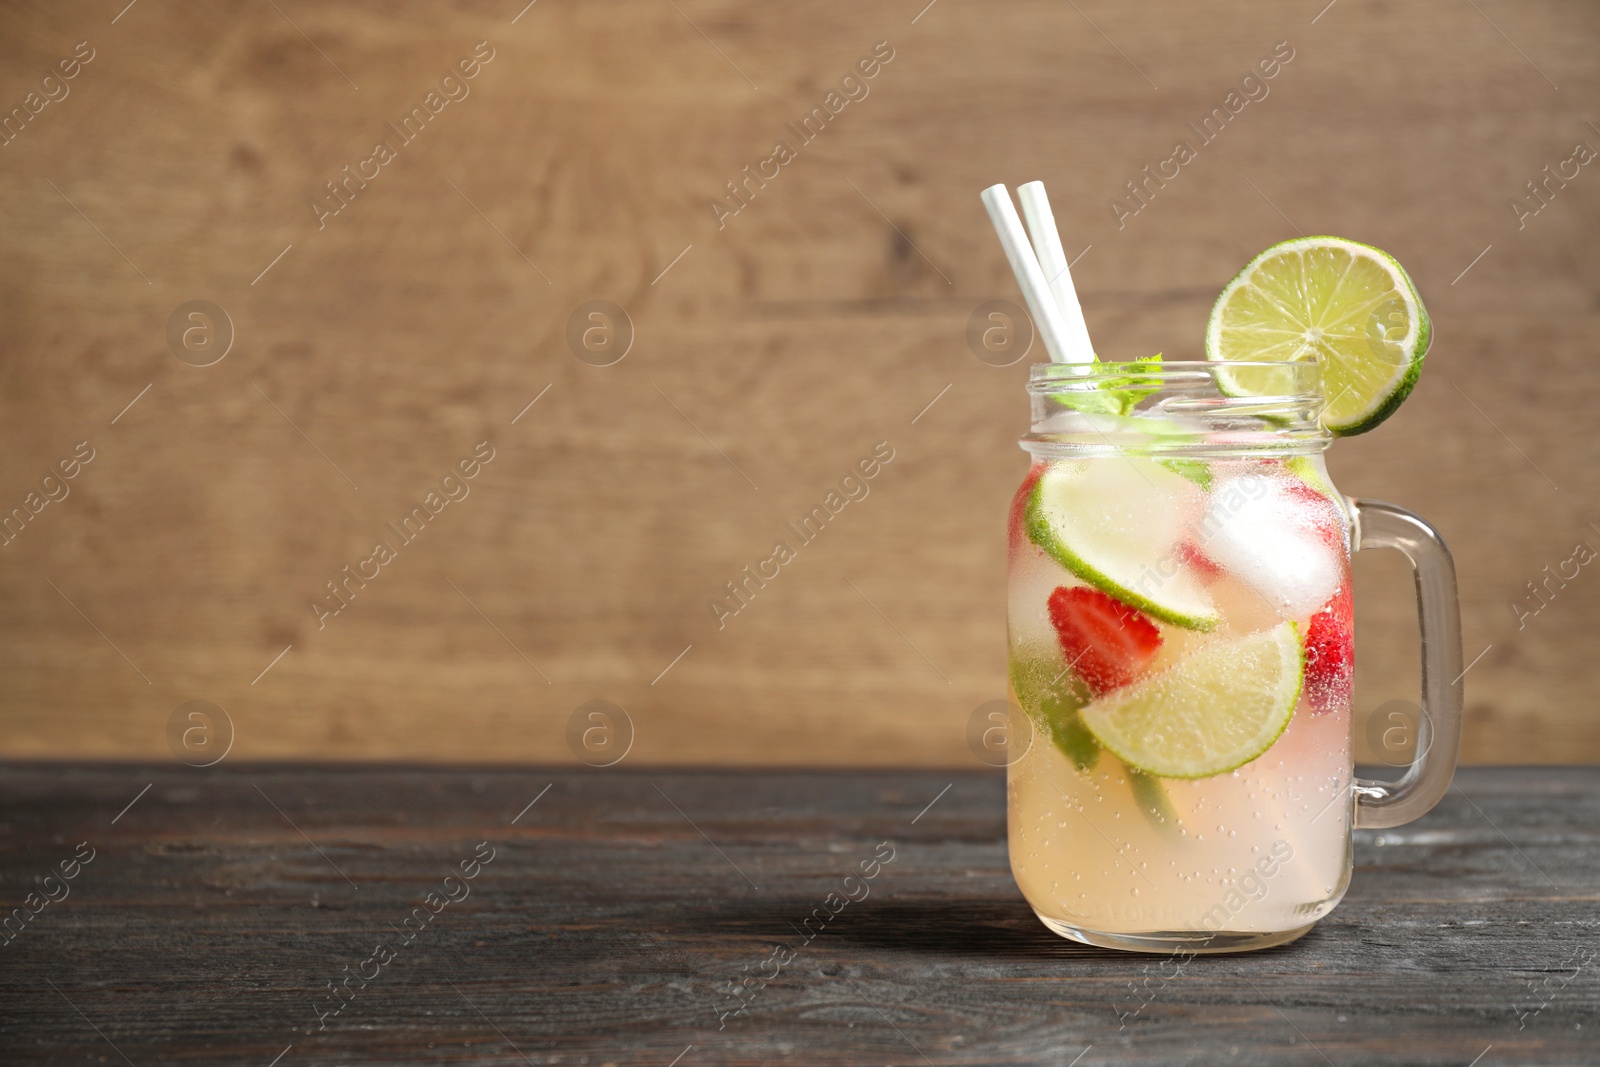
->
1009;464;1043;550
1047;585;1163;696
1303;582;1353;714
1175;538;1224;585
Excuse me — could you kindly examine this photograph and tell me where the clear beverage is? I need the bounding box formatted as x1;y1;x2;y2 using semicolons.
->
1006;361;1356;952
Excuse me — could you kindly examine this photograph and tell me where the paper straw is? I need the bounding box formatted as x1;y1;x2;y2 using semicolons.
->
1016;181;1095;364
979;184;1075;364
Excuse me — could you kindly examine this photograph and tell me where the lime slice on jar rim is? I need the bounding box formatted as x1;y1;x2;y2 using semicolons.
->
1205;236;1430;436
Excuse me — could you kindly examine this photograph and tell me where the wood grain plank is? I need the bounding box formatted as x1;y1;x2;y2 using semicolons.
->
0;766;1595;1064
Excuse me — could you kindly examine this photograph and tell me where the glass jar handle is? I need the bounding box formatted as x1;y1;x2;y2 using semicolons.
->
1348;499;1465;829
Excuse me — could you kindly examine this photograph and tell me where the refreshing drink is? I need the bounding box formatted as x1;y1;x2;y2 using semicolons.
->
1006;383;1357;950
984;221;1458;953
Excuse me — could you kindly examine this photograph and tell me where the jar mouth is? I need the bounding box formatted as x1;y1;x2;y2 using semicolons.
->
1022;359;1330;458
1028;359;1321;397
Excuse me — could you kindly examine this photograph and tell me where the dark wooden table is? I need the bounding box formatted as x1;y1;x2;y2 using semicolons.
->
1;766;1595;1066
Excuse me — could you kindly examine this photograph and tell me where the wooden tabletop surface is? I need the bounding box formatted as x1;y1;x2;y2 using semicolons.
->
0;765;1595;1065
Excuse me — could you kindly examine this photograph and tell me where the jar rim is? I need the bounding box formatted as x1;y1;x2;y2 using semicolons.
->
1028;358;1321;379
1029;359;1318;369
1022;358;1330;457
1028;359;1323;401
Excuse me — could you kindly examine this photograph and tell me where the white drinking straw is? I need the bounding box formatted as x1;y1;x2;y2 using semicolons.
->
1016;181;1096;364
980;184;1076;364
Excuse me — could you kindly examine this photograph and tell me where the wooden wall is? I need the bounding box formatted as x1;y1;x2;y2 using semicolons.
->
1;0;1596;765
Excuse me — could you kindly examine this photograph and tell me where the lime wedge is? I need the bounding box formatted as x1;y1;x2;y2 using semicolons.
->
1284;454;1336;497
1080;623;1303;779
1008;653;1098;771
1129;766;1180;830
1206;236;1430;436
1024;460;1219;631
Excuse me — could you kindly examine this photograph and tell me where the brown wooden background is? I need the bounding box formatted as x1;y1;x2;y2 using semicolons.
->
0;0;1596;766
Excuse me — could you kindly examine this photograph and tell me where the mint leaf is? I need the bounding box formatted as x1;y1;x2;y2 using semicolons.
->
1045;354;1164;417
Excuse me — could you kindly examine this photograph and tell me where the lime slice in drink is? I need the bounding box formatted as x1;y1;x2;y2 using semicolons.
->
1128;766;1180;830
1284;454;1336;497
1205;236;1430;436
1009;652;1179;831
1080;622;1303;779
1008;652;1099;771
1024;460;1219;631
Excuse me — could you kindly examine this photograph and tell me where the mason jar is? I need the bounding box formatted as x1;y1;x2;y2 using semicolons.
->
1006;359;1462;953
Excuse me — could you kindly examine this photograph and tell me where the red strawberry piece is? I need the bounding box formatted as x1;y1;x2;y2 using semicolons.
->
1280;481;1348;553
1175;538;1224;585
1303;582;1353;714
1047;586;1163;696
1009;464;1043;554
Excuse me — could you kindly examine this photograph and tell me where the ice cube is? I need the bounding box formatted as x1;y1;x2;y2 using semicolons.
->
1195;474;1341;619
